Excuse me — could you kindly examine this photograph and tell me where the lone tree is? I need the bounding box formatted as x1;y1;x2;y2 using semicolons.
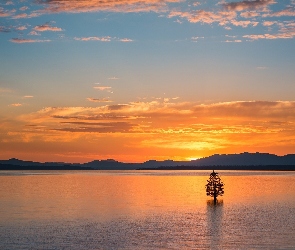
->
205;170;224;204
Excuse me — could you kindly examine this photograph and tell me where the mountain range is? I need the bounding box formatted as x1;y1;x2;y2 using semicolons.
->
1;152;295;170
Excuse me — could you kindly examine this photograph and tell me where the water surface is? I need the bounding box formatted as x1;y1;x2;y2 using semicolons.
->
1;170;295;249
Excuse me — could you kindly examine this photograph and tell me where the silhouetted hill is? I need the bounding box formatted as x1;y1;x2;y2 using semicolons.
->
189;152;295;166
82;159;137;170
0;163;94;170
1;153;295;170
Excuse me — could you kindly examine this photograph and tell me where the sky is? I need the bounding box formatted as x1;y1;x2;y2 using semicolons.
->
1;0;295;163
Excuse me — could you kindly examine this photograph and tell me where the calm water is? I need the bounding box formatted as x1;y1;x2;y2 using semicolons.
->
1;170;295;249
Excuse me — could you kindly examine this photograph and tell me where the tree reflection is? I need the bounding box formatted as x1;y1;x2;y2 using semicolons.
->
206;198;224;248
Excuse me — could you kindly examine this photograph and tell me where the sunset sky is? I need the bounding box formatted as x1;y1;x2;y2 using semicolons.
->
1;0;295;163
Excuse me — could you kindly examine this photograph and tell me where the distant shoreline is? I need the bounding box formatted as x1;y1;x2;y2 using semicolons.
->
1;163;295;171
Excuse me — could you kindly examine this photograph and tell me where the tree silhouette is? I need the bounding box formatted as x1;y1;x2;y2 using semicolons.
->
205;170;224;204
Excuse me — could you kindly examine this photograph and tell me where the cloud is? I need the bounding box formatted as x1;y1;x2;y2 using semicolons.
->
243;30;295;40
87;98;113;103
222;0;276;12
54;121;134;133
33;24;62;32
119;38;133;42
108;77;119;80
265;7;295;17
263;21;277;26
93;86;112;91
5;1;13;5
35;0;181;14
11;12;40;19
0;7;14;17
240;11;260;18
0;26;10;33
74;36;133;42
16;25;27;30
225;39;242;42
74;36;111;42
168;10;237;26
29;31;40;36
19;6;29;11
10;103;22;107
231;20;258;27
10;38;51;43
13;101;295;141
23;95;34;98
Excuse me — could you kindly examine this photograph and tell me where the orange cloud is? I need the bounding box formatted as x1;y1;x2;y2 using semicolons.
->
169;10;237;25
19;6;29;11
87;98;113;103
10;103;22;107
222;0;275;12
36;0;181;14
265;7;295;17
243;30;295;40
33;24;62;32
0;7;15;17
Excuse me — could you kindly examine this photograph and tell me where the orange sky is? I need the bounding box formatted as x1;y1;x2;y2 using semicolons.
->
1;100;295;163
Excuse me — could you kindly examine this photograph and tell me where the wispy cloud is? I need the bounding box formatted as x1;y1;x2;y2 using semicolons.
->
93;86;112;91
222;0;276;11
29;31;40;36
35;0;180;14
74;36;133;42
10;38;51;43
33;23;62;32
87;98;113;103
265;7;295;17
74;36;111;42
10;103;22;107
243;31;295;40
108;77;119;80
0;7;15;17
19;6;29;11
16;25;27;30
23;95;34;98
0;26;10;33
168;10;237;26
119;38;133;42
11;12;40;19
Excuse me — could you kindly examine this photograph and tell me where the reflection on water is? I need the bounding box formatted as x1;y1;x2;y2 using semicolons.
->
206;199;223;249
1;171;295;249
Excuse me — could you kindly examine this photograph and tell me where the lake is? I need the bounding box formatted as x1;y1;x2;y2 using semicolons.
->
1;170;295;249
